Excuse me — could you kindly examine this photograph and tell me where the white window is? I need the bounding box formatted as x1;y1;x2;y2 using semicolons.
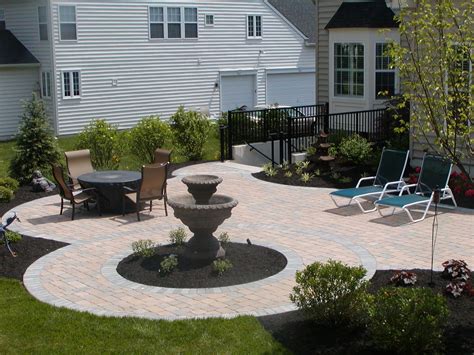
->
334;43;364;97
375;43;396;98
149;7;164;38
59;5;76;41
41;71;52;98
149;6;198;39
62;70;81;98
205;14;214;26
38;6;48;41
247;15;262;39
184;8;197;38
0;9;5;30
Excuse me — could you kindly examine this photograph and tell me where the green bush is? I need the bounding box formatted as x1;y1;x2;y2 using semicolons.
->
76;119;125;170
212;259;233;276
131;239;156;258
369;287;449;353
129;116;172;164
0;186;14;203
160;254;178;274
9;94;60;184
0;177;19;193
1;230;22;244
171;107;211;161
290;260;371;327
169;227;187;246
337;135;373;165
218;232;230;245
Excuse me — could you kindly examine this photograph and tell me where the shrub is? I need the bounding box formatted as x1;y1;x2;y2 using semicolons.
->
442;259;471;298
160;254;178;274
3;230;22;244
262;163;277;177
390;271;417;286
218;232;230;245
369;287;449;353
306;146;317;156
290;260;371;327
169;227;187;245
212;258;233;276
300;172;313;183
9;94;60;184
129;116;172;164
76;119;125;170
0;186;14;203
0;177;20;193
337;135;373;165
131;239;156;258
171;106;211;161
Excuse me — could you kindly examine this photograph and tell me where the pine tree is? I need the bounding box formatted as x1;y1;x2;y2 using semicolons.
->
9;94;60;184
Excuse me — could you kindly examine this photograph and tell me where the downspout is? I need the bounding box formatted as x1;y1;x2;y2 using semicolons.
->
49;0;59;136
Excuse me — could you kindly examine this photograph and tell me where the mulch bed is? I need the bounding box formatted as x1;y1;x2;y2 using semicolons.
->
259;269;474;354
117;242;287;288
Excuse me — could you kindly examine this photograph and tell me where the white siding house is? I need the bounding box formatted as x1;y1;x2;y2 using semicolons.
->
0;0;316;138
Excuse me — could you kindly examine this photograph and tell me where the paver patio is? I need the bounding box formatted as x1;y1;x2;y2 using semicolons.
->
7;161;474;320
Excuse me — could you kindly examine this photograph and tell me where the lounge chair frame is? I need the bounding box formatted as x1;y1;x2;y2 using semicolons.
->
330;148;410;213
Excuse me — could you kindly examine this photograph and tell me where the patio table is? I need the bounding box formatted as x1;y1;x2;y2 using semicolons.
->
78;170;141;213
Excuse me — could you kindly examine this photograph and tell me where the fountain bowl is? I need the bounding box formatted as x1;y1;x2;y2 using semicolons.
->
181;174;223;204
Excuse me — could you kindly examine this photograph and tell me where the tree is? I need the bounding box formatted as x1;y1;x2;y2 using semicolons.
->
388;0;473;180
9;94;61;184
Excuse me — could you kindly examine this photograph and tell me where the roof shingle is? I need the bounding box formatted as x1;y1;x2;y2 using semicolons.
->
0;30;40;66
326;1;398;29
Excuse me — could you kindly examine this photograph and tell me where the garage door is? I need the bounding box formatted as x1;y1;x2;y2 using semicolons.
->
221;74;255;112
267;72;315;107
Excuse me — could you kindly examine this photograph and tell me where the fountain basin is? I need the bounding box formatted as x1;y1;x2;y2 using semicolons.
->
167;194;238;261
181;175;223;204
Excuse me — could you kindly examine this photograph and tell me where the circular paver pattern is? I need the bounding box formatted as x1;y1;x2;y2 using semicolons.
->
8;161;474;320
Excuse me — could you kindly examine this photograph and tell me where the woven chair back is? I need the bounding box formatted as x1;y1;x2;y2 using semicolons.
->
52;165;73;200
416;154;452;196
153;148;172;165
374;149;409;186
139;163;167;200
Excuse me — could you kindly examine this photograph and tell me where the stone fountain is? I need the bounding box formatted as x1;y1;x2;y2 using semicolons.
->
167;175;238;262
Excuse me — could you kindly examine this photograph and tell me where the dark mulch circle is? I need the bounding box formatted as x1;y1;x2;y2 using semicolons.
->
260;269;474;355
117;242;287;288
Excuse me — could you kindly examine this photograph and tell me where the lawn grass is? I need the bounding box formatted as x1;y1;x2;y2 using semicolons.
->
0;126;221;178
0;278;287;354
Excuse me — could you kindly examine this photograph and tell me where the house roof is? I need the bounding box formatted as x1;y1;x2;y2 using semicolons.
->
326;0;398;29
0;30;40;66
267;0;316;44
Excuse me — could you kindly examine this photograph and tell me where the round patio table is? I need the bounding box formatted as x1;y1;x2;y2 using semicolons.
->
78;170;141;213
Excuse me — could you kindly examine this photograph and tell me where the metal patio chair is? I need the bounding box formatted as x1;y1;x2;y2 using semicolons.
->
153;148;172;165
375;153;457;223
330;148;410;213
64;149;94;189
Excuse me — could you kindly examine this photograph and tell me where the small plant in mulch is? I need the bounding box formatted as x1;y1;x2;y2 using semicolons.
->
0;187;14;203
442;259;472;298
300;173;313;184
132;239;156;258
218;232;230;245
262;163;277;177
284;170;293;178
212;258;233;276
0;230;22;245
280;161;290;171
338;176;352;184
295;161;310;175
169;227;187;246
160;254;178;274
390;271;417;286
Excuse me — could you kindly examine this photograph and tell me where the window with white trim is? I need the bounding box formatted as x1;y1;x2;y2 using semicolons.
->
59;5;76;40
205;14;214;26
62;70;81;98
375;43;396;98
0;9;6;30
247;15;262;38
41;71;52;98
149;6;198;39
38;6;48;41
334;43;364;97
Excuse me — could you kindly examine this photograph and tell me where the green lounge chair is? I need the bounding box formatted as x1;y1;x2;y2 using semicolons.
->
375;154;457;223
330;148;410;213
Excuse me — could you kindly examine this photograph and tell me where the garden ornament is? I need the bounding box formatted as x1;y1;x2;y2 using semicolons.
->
31;170;56;192
1;211;20;257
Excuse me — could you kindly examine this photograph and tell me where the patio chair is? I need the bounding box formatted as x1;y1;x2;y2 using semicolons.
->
153;148;172;165
329;148;410;213
65;149;94;189
122;163;168;221
375;153;457;223
51;165;101;221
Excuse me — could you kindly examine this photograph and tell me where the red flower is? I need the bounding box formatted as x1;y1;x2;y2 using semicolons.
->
460;173;468;181
415;166;421;173
451;171;459;178
465;189;474;198
454;187;462;195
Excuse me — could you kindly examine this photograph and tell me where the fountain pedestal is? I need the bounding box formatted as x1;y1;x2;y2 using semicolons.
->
167;175;238;262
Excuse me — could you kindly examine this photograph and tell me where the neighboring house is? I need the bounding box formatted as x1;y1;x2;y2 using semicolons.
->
0;0;316;139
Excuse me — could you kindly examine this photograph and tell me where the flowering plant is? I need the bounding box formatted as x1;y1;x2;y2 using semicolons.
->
449;171;474;198
390;271;417;286
442;259;472;298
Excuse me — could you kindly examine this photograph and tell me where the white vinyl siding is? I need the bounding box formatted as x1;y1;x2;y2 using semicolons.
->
50;0;314;135
38;6;48;41
41;71;52;98
0;8;5;30
59;5;77;40
62;70;81;98
247;15;262;38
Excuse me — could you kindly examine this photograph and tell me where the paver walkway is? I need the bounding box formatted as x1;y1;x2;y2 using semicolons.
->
8;162;473;320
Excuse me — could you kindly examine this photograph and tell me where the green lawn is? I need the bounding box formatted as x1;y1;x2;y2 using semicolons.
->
0;127;221;178
0;278;286;354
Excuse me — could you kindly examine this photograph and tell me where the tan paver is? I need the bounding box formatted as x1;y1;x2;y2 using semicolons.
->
7;161;473;320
